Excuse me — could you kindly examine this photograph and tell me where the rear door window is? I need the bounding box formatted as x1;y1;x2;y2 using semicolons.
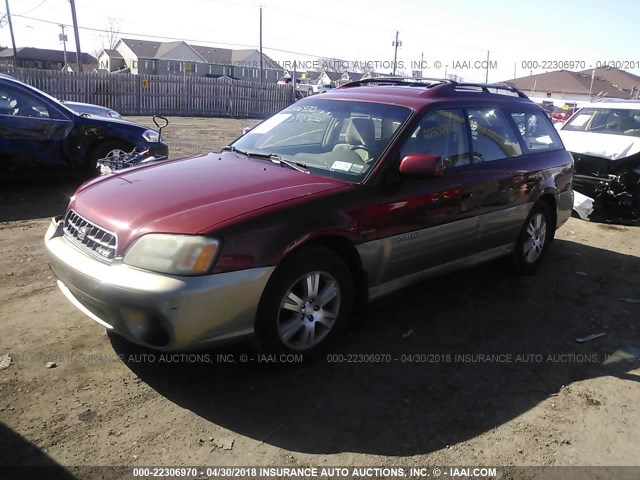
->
466;108;522;162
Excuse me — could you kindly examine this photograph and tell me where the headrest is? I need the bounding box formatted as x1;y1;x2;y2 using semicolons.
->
346;117;374;145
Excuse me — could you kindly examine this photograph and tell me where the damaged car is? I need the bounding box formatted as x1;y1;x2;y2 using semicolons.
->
558;100;640;221
0;73;168;178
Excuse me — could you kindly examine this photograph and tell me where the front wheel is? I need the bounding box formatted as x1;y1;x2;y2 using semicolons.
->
255;246;354;356
85;140;133;178
513;202;553;274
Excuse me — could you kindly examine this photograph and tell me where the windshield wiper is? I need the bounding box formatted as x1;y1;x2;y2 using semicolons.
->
221;145;248;157
221;147;309;174
268;154;309;174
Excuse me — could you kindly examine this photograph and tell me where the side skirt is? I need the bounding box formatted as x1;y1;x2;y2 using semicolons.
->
368;244;513;301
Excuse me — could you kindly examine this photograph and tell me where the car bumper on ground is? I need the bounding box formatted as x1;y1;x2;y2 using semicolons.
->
44;217;274;351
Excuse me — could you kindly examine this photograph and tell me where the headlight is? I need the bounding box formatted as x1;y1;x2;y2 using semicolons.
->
124;234;220;275
142;129;160;142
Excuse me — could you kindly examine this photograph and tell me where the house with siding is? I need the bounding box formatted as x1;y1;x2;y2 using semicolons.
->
299;69;374;86
0;47;97;71
97;49;126;73
98;38;285;82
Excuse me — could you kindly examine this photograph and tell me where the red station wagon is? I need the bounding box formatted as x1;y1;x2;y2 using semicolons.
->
45;78;574;355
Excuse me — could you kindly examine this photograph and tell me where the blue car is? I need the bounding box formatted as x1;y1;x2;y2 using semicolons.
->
0;74;168;177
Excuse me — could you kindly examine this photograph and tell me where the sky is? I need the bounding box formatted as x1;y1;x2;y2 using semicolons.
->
1;0;639;83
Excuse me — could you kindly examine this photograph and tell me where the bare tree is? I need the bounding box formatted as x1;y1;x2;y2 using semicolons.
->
103;17;121;50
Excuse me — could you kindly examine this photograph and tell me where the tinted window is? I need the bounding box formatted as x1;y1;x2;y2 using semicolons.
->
467;108;522;162
0;84;51;119
510;111;564;152
400;109;470;169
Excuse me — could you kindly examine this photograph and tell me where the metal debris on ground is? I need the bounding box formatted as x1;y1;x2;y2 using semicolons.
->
576;333;607;343
573;191;595;220
617;297;640;304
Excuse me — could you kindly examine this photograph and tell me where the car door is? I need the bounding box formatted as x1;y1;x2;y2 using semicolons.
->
461;106;532;253
367;108;484;287
0;81;74;175
465;107;559;253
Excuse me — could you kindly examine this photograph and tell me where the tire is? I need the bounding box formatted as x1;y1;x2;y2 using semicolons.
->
255;246;354;356
513;202;553;274
85;140;133;178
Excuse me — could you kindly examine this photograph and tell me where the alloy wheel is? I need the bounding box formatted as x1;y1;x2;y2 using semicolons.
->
277;271;341;351
523;212;547;263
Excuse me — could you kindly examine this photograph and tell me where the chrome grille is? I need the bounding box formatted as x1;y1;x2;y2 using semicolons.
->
63;210;117;262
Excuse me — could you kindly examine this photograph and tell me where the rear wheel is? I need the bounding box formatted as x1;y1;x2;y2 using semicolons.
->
513;202;553;274
255;246;353;356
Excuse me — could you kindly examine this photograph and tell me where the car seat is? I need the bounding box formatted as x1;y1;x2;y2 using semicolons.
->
0;98;14;116
333;117;375;161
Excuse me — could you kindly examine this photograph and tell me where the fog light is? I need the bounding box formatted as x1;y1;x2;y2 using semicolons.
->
120;307;170;347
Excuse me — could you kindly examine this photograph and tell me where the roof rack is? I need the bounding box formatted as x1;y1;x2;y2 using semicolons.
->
339;77;454;89
453;83;529;99
338;77;530;99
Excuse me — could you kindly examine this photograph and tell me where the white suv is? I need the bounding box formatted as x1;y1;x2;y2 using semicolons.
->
558;100;640;218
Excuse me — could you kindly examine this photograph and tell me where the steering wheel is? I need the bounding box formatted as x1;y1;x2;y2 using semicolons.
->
349;144;374;161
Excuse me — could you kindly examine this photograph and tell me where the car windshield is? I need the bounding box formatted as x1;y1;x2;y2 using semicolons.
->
562;107;640;137
231;98;412;182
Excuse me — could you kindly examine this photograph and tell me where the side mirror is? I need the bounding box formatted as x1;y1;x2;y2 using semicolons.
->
399;153;443;177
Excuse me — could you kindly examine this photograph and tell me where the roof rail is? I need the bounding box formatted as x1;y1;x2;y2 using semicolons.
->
453;83;530;99
337;77;530;99
339;76;454;89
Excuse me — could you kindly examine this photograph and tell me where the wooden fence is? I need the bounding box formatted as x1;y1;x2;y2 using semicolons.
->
1;67;294;118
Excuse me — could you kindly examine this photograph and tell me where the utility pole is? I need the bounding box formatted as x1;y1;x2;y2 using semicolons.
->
485;50;490;83
293;60;297;102
69;0;83;72
4;0;18;67
392;31;401;76
59;24;68;69
259;5;263;85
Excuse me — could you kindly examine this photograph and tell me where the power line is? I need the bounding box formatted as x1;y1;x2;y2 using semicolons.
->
20;0;50;16
12;13;330;59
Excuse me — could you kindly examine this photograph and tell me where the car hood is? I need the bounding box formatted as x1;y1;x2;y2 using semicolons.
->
78;114;150;131
70;152;349;254
559;130;640;160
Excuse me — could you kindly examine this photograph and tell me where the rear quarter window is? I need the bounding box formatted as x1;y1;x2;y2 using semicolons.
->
510;111;564;152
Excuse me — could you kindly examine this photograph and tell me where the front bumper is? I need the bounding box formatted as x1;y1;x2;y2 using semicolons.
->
146;141;169;159
45;217;274;351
